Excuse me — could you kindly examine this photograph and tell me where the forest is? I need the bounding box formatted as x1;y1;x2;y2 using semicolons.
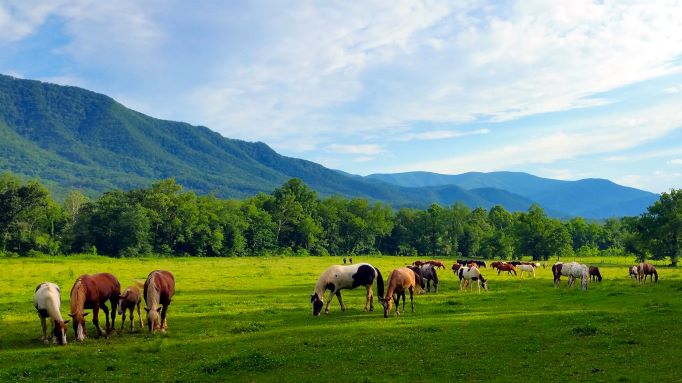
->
0;172;679;265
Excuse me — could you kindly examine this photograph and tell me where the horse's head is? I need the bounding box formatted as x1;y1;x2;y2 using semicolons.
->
53;319;69;345
310;293;323;316
117;291;128;315
145;307;162;333
480;276;489;291
68;312;88;341
382;296;393;318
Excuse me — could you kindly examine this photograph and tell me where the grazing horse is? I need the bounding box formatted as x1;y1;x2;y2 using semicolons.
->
311;263;384;316
497;263;517;276
637;263;658;284
144;270;175;334
34;282;69;345
412;260;426;267
490;261;503;271
588;266;603;282
458;266;488;293
409;264;439;292
629;265;639;280
426;260;446;270
381;267;424;318
451;262;463;275
553;262;588;290
70;273;120;341
118;286;143;331
518;264;535;278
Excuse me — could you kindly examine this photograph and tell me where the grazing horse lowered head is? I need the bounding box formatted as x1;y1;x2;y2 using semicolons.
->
408;264;439;293
70;273;120;341
34;282;69;345
458;266;488;293
145;270;175;334
311;263;384;316
518;264;536;278
588;266;603;282
637;263;658;284
553;262;589;290
118;286;143;331
629;265;639;280
381;267;424;318
426;260;446;270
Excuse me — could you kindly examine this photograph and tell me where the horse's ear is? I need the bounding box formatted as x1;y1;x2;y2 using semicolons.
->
64;320;70;324
68;313;74;317
83;312;89;317
157;307;162;313
144;307;150;312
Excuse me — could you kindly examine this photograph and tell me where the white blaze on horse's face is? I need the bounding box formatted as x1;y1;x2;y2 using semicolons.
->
76;323;85;341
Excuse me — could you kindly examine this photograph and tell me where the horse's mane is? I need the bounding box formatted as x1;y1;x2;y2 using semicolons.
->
146;273;160;310
70;278;86;315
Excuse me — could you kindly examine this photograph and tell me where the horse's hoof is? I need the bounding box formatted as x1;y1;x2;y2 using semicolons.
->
43;339;50;345
324;310;329;315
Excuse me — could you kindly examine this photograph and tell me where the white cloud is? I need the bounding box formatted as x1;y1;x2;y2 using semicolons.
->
393;128;489;142
0;1;67;43
326;144;386;156
669;159;682;165
664;85;682;94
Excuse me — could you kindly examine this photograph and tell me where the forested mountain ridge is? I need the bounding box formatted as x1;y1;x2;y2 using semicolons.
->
0;74;657;218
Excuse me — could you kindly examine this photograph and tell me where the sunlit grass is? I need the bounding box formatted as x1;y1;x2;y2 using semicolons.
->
0;256;680;382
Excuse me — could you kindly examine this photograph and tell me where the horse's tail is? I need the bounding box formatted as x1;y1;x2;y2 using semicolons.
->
374;267;385;298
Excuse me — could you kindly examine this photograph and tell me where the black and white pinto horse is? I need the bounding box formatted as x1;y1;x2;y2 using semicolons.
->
311;263;384;316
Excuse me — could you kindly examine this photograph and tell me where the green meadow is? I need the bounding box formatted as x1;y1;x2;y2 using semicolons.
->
0;256;680;382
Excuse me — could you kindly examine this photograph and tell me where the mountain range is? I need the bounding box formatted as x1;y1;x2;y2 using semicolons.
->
0;74;659;218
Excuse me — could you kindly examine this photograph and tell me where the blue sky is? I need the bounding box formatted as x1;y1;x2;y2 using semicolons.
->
1;1;681;193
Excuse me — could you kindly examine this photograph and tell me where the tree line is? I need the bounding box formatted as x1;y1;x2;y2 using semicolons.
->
1;173;679;265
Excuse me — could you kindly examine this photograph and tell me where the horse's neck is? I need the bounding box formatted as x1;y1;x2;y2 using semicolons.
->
314;272;330;297
146;277;160;309
70;282;85;314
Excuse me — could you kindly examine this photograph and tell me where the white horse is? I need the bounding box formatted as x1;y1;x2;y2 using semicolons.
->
563;262;589;290
518;264;536;278
458;266;488;293
311;263;384;316
34;282;69;345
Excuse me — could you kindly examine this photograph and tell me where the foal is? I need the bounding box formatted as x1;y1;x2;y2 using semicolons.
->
34;282;69;345
118;286;143;331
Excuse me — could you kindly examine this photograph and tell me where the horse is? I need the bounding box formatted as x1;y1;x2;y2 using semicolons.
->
426;260;446;270
34;282;69;345
409;264;439;293
381;267;424;318
118;286;143;331
451;262;463;275
311;263;384;316
69;273;120;341
343;257;347;264
553;262;588;290
588;266;603;282
509;261;522;266
144;270;175;334
637;263;658;284
457;266;488;293
412;260;426;267
497;263;517;276
629;265;639;280
490;261;503;271
518;264;535;278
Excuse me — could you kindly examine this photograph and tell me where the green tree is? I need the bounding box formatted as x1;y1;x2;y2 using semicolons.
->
640;189;682;266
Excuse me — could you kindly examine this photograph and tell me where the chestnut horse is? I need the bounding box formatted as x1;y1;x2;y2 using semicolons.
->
70;273;120;341
34;282;69;345
588;266;603;282
144;270;175;334
497;263;517;276
426;260;446;270
637;263;658;284
118;286;143;331
490;261;503;271
381;267;424;318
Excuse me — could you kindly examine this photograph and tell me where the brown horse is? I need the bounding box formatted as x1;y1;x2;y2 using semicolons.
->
637;263;658;284
426;260;446;270
588;266;603;282
144;270;175;333
118;286;143;331
490;261;503;271
381;267;424;318
412;260;426;267
497;263;517;276
70;273;120;341
451;262;463;275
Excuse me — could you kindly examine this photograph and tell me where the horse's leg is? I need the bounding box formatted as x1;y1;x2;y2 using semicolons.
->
364;285;372;312
110;298;117;332
335;291;346;311
324;290;335;314
160;304;169;331
129;307;134;331
39;315;48;344
409;287;414;313
120;307;127;330
137;302;143;329
92;305;105;337
101;303;111;334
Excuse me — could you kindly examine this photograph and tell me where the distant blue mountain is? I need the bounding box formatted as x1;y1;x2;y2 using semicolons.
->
367;171;659;218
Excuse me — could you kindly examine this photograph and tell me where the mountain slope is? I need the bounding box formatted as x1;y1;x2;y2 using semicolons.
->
0;74;658;217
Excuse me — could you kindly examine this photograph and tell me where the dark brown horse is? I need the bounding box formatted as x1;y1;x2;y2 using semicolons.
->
144;270;175;334
412;260;427;267
588;266;603;282
426;260;446;270
490;261;503;271
497;263;517;276
70;273;120;341
637;262;658;284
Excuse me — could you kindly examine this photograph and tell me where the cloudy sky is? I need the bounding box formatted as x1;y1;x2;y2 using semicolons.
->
2;0;682;193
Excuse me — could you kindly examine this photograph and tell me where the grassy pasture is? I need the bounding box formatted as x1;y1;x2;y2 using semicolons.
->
0;256;680;382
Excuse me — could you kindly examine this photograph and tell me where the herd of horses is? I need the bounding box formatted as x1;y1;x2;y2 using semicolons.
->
33;270;174;345
311;260;661;318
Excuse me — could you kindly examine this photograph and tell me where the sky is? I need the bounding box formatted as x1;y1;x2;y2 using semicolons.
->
1;0;682;193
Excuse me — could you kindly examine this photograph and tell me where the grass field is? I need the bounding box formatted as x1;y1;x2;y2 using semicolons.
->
0;256;680;382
